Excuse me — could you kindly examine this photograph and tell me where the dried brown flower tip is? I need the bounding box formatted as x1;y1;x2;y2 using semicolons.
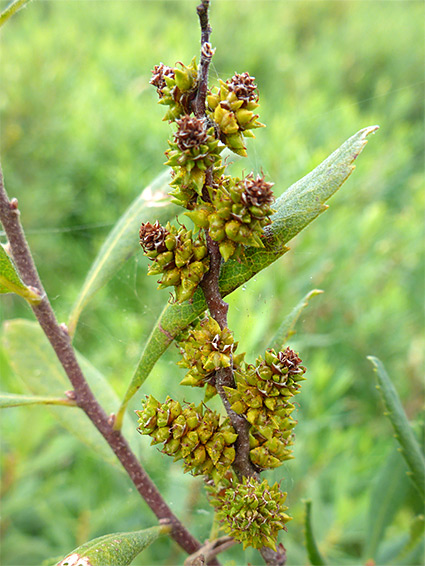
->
240;173;275;209
174;115;209;151
226;72;259;102
150;63;175;97
139;221;169;254
276;347;305;376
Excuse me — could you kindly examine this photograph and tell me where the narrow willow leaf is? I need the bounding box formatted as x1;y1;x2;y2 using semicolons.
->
0;392;76;408
368;356;425;499
68;170;176;337
1;319;139;468
0;0;33;28
304;500;327;566
0;244;42;304
269;289;323;351
115;126;378;428
363;448;411;561
56;525;169;566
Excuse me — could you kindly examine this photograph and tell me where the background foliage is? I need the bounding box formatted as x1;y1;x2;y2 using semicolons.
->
0;1;423;565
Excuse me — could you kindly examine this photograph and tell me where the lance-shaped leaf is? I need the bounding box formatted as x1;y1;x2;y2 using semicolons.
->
56;525;169;566
0;392;76;408
115;126;378;428
304;500;327;566
269;289;323;352
0;244;42;304
1;319;139;468
368;356;425;499
68;170;176;337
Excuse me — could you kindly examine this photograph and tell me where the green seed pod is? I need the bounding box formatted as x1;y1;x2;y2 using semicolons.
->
208;476;291;550
206;73;265;155
151;58;198;122
140;222;210;303
137;396;238;480
165;116;224;203
177;315;243;389
201;173;275;261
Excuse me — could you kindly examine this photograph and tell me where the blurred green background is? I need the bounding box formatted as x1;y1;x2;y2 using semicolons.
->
0;0;424;565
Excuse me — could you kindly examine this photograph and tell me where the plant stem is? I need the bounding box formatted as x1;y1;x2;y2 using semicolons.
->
0;0;33;28
192;4;284;563
0;166;205;558
193;0;213;118
194;0;258;484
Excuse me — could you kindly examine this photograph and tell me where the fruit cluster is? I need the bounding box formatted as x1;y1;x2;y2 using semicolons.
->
141;57;275;282
137;53;307;554
136;396;237;483
208;475;291;550
225;347;306;469
177;315;245;399
139;221;209;303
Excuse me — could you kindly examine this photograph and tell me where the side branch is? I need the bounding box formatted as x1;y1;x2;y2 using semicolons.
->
0;167;203;558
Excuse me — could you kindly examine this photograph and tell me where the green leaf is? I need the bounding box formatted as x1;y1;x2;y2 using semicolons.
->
368;356;425;499
56;525;169;566
304;500;327;566
1;319;139;469
0;0;33;28
68;170;176;337
0;392;76;408
0;244;42;305
115;126;378;428
363;448;411;561
269;289;323;351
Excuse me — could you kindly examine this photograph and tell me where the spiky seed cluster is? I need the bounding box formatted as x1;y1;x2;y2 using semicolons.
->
139;221;209;303
224;347;306;469
226;72;259;102
152;58;198;122
186;173;275;262
177;316;244;398
139;221;169;254
166;117;224;206
136;396;238;482
241;173;275;210
150;63;175;98
174;115;209;150
209;476;291;550
207;73;264;157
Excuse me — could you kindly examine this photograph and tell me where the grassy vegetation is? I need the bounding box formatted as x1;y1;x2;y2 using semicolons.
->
1;1;423;565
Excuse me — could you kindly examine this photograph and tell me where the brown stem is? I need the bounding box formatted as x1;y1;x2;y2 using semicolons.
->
193;0;213;118
260;544;287;566
194;3;274;563
0;166;205;558
200;236;258;481
194;0;258;482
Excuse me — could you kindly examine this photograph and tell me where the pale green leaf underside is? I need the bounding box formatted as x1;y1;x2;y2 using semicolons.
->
0;244;42;304
0;392;75;408
56;526;168;566
304;500;327;566
114;126;378;427
269;289;323;351
68;170;177;337
1;319;139;468
368;355;425;499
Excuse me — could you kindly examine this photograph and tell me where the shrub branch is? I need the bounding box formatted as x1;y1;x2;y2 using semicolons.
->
0;166;206;560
